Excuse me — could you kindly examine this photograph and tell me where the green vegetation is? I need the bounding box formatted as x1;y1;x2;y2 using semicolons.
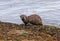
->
22;32;28;36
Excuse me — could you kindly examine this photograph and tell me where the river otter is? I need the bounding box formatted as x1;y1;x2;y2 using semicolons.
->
20;15;28;25
20;14;43;25
28;14;43;25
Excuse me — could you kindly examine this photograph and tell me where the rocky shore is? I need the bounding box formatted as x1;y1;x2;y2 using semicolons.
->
0;21;60;41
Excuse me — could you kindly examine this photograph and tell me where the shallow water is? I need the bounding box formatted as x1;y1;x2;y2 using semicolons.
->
0;0;60;27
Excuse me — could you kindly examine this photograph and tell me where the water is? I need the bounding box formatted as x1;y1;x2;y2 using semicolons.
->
0;0;60;27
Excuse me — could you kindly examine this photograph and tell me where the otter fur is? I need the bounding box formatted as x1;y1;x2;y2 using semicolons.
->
20;14;43;25
20;15;28;25
28;14;43;25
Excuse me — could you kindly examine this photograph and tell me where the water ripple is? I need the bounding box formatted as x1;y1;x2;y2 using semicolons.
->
0;0;60;27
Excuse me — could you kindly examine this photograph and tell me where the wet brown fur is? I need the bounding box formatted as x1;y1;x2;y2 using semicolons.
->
20;15;28;25
20;14;43;25
28;14;43;25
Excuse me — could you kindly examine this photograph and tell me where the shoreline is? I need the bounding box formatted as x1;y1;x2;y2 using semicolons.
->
0;21;60;41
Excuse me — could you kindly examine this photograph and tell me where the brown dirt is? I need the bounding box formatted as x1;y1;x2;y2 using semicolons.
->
0;21;60;41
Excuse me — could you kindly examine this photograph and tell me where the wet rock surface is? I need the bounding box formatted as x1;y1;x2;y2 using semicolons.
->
0;21;60;41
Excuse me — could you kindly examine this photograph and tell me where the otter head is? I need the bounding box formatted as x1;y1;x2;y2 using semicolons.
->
20;15;27;21
20;15;28;25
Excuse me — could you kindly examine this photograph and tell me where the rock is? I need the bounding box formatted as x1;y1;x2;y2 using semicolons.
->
28;14;43;25
20;15;28;25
